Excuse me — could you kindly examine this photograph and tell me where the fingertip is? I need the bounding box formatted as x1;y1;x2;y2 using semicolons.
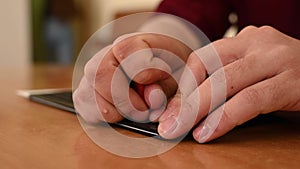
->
157;99;197;139
192;123;211;143
73;80;103;124
192;106;237;143
144;84;166;110
158;96;180;122
157;116;178;139
192;113;221;143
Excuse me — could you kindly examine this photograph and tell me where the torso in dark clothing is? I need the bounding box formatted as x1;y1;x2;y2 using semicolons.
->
157;0;300;41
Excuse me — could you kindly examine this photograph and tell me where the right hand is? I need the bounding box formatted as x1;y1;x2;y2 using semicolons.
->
73;33;192;123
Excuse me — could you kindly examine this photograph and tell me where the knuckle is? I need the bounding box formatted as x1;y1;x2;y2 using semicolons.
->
72;89;81;106
240;87;262;106
114;33;141;46
257;25;277;34
237;25;258;36
221;108;239;126
210;69;226;87
240;83;280;114
114;34;148;54
243;25;259;32
237;26;278;42
134;70;154;84
256;26;281;41
84;60;96;81
84;60;110;84
95;65;109;82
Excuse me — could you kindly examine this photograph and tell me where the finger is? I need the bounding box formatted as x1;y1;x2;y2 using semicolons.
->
178;52;207;96
73;76;123;123
193;72;290;143
143;84;166;122
84;45;112;83
144;67;184;121
157;94;199;139
195;36;248;75
105;52;150;121
74;46;112;123
158;51;281;139
158;26;300;140
157;33;284;139
178;35;250;96
155;66;184;99
178;26;260;96
85;47;149;122
113;33;191;68
112;33;192;84
73;76;102;123
201;42;289;113
144;84;166;110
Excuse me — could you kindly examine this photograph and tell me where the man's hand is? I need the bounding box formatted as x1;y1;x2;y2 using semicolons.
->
73;33;192;123
74;26;300;143
158;26;300;142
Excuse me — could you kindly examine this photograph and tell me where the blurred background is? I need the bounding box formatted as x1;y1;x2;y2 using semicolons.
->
0;0;162;67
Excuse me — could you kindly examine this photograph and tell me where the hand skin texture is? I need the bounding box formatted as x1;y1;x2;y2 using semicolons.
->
73;26;300;143
73;33;192;123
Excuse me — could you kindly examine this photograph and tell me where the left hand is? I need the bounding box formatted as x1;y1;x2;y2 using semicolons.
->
73;33;192;123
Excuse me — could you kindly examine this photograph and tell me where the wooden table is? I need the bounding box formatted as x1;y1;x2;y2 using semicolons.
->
0;64;299;169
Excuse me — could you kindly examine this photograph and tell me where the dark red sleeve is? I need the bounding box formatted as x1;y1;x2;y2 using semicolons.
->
156;0;231;41
231;0;300;40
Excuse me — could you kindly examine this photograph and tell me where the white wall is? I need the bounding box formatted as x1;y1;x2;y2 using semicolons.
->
0;0;31;67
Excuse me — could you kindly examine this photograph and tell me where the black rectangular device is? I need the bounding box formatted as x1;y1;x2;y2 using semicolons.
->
28;91;159;136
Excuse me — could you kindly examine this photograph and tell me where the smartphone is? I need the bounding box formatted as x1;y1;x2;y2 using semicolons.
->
21;89;159;136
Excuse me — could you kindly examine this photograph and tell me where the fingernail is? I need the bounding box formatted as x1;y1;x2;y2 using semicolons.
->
149;89;166;110
158;116;178;136
197;123;212;143
149;108;164;122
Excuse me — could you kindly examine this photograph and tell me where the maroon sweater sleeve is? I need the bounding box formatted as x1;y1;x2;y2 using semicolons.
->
156;0;231;41
231;0;300;40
